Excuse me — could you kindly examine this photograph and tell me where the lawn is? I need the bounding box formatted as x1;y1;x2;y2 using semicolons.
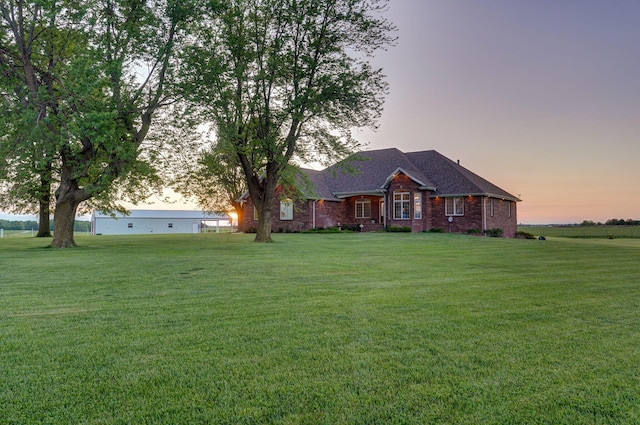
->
1;233;639;424
519;225;640;239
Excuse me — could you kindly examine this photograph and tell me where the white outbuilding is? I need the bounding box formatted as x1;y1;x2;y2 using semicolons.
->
91;210;231;235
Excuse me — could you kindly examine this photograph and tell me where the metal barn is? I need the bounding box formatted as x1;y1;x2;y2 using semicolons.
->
91;210;230;235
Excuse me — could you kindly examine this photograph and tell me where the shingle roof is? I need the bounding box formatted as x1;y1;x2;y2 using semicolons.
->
299;148;519;201
404;150;519;200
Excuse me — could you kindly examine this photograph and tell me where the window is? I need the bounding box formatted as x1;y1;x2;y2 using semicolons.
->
445;197;464;216
490;198;494;217
508;201;512;218
127;223;133;228
413;193;422;219
280;198;293;220
253;206;258;220
355;199;371;218
168;223;173;228
394;191;410;220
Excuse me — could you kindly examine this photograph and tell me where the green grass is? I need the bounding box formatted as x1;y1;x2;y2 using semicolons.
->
519;225;640;238
1;233;639;424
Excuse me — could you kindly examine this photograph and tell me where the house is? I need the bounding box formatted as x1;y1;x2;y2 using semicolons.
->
91;210;230;235
238;148;521;237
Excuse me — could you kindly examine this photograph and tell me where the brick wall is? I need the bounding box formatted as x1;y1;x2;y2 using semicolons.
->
386;174;431;232
485;198;518;237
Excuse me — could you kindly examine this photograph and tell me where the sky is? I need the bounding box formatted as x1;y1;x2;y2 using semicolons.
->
2;0;639;224
354;0;640;224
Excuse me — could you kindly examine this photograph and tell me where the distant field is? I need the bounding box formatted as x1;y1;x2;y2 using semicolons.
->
519;225;640;238
0;229;38;238
1;233;639;424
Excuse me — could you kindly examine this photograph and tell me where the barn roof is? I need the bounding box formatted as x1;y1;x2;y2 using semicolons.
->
92;210;230;220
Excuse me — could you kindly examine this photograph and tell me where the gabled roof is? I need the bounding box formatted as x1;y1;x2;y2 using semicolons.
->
404;150;519;200
300;148;519;202
240;148;520;202
322;148;433;197
92;210;229;220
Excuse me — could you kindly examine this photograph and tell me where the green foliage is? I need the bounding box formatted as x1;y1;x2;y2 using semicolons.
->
519;225;640;239
0;220;38;231
1;233;639;423
0;0;192;247
387;225;411;232
606;218;640;226
484;227;504;237
428;227;444;233
181;0;396;240
515;230;536;239
0;219;89;232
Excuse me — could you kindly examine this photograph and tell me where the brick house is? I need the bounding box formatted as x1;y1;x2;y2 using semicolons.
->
238;148;520;237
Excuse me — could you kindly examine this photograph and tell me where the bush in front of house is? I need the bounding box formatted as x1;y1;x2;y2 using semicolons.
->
467;228;483;235
387;225;411;232
485;227;504;237
428;227;444;233
516;231;536;239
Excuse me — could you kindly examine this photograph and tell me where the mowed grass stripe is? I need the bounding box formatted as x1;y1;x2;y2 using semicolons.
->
1;233;639;424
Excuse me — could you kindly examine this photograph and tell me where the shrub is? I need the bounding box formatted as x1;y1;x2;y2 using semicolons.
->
342;224;362;232
428;227;444;233
516;231;536;239
467;228;483;235
485;228;504;237
388;226;411;232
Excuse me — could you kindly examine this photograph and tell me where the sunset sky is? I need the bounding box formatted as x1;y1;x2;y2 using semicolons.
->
357;0;640;224
2;1;639;224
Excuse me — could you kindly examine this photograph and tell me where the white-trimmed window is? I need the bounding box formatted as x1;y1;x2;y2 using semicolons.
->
280;198;293;220
253;206;258;220
355;199;371;218
413;193;422;219
508;201;512;218
394;191;410;220
445;197;464;216
490;198;495;217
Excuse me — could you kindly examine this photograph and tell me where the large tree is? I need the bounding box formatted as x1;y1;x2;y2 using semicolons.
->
0;0;189;247
183;0;395;241
0;1;63;237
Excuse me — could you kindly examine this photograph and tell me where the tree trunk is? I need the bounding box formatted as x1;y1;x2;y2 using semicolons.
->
50;166;87;248
36;171;52;237
255;205;273;242
37;198;52;238
51;197;81;248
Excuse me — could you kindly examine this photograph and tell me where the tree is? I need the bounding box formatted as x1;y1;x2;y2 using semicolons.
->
174;140;247;228
0;0;189;247
0;1;62;237
183;0;395;241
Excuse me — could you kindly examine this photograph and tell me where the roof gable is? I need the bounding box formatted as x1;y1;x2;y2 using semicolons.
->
404;151;519;200
321;148;436;196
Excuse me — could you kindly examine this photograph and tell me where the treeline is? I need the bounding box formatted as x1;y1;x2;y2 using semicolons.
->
0;220;90;232
581;219;640;226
